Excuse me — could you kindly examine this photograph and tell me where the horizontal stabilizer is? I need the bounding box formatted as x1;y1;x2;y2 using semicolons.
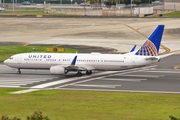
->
145;56;160;61
159;53;174;58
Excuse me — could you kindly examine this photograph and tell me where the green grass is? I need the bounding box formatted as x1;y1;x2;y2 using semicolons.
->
150;11;180;17
0;88;180;120
0;88;26;95
0;46;78;61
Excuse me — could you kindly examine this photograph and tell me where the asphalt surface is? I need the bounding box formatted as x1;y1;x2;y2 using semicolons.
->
1;54;180;94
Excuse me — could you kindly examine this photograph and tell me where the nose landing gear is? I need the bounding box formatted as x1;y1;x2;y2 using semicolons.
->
17;68;21;74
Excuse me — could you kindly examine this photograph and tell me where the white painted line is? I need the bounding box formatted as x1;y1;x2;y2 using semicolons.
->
55;67;151;89
0;78;55;81
0;79;48;83
0;80;42;83
72;84;122;88
56;88;180;94
0;85;20;88
0;80;43;83
11;89;40;94
102;78;147;82
145;71;180;73
31;71;117;89
10;71;118;94
0;83;28;85
10;65;156;93
152;69;178;71
115;75;164;78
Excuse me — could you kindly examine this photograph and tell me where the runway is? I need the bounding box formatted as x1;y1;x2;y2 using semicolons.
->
0;54;180;94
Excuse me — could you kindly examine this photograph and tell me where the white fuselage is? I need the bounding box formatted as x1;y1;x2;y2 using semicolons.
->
4;53;159;71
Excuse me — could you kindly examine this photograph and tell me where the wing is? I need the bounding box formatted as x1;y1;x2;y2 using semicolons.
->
65;65;87;72
65;55;94;72
145;56;160;61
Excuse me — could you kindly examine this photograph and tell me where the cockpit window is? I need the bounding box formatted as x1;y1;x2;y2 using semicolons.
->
9;57;13;60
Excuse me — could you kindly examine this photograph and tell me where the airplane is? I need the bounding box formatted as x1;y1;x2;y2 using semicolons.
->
3;25;171;76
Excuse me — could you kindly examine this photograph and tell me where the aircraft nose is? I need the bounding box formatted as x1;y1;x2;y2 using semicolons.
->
3;59;9;64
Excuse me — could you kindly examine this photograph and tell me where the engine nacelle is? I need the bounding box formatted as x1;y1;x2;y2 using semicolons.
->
50;66;65;75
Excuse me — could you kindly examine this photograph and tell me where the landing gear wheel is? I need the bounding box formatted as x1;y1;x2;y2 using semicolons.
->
17;69;21;74
86;71;92;75
76;71;82;77
64;69;68;76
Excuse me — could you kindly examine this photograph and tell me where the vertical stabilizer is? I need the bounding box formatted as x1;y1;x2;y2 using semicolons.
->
135;25;164;56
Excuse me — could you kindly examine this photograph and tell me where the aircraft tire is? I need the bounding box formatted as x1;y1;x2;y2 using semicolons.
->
76;72;82;77
17;69;21;74
86;71;92;75
17;71;21;74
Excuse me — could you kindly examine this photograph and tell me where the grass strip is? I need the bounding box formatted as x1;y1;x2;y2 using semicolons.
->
0;88;180;120
150;11;180;17
0;46;78;61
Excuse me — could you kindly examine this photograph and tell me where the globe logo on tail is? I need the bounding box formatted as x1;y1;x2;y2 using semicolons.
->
135;40;158;56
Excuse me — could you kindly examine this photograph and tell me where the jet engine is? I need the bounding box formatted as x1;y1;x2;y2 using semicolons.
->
50;66;65;75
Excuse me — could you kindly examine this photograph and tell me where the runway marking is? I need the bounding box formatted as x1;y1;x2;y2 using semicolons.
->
56;88;180;94
151;69;178;71
30;71;116;89
11;89;40;94
72;84;122;88
23;43;29;46
101;78;147;82
0;82;29;85
145;71;180;73
0;81;44;84
0;85;20;88
0;80;46;83
117;75;164;78
160;44;171;54
0;78;53;81
174;65;180;70
123;24;147;38
55;66;154;89
12;71;117;94
11;65;157;94
0;75;56;81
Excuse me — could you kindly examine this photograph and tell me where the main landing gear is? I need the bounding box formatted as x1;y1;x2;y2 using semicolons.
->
76;71;92;77
76;71;82;77
86;71;92;75
17;68;21;74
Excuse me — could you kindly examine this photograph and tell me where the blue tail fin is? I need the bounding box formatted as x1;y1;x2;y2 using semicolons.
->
135;25;164;56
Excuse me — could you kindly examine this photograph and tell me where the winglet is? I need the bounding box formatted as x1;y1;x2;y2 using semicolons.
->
71;56;77;66
130;45;136;52
135;25;164;56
